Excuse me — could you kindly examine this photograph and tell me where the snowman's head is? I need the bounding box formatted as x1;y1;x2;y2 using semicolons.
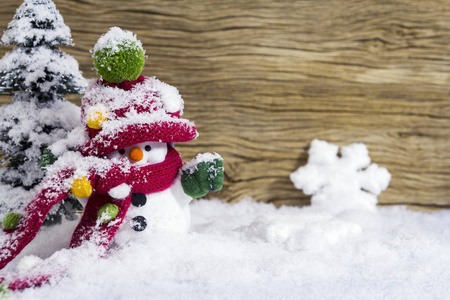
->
106;142;168;166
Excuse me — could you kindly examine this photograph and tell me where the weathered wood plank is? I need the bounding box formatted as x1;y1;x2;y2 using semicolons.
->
0;0;449;207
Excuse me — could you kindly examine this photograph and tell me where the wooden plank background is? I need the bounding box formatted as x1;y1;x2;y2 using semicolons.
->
0;0;449;208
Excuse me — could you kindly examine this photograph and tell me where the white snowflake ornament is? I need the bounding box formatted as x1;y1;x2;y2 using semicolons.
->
290;139;391;214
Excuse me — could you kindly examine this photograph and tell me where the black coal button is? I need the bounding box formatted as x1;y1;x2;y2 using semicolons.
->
131;193;147;207
131;216;147;232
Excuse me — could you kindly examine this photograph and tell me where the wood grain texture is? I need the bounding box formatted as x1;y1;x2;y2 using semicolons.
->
0;0;449;207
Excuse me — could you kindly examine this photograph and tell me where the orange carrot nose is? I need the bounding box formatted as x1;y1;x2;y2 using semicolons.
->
129;147;144;162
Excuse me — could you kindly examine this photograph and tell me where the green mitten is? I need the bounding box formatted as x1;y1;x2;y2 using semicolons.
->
181;157;224;199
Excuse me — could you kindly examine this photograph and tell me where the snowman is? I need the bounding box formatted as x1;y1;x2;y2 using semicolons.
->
106;142;191;237
0;27;223;280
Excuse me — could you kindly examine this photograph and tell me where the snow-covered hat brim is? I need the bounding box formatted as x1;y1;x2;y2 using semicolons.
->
79;120;197;157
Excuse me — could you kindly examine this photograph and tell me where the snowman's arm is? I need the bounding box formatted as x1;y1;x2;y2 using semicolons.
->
172;175;193;207
108;183;131;199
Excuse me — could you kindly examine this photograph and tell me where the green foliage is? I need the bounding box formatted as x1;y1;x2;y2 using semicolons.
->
94;40;145;83
43;197;83;226
2;212;20;230
0;0;86;229
1;0;73;48
0;46;86;98
181;159;224;199
98;204;119;223
40;148;57;171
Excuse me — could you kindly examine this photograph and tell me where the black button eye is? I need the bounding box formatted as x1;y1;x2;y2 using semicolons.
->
118;149;125;155
145;145;151;152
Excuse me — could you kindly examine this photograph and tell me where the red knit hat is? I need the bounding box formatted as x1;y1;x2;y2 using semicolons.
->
78;75;198;157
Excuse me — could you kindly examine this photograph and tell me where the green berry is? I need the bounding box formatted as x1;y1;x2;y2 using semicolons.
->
94;40;145;83
2;212;21;230
97;204;119;223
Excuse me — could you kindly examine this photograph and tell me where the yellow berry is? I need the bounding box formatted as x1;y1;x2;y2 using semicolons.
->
71;177;93;198
87;110;108;130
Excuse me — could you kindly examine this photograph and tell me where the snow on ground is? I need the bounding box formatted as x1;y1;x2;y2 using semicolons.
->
1;139;449;299
1;199;449;300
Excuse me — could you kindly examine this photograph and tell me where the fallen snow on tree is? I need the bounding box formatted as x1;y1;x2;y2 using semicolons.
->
1;0;72;47
0;98;81;191
0;47;86;95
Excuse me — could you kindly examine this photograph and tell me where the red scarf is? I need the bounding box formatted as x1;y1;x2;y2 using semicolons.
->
93;145;183;195
0;146;184;270
129;145;183;193
71;145;183;248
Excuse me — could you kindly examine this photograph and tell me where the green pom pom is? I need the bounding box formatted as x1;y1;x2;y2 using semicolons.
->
97;204;119;223
94;40;145;83
2;212;21;230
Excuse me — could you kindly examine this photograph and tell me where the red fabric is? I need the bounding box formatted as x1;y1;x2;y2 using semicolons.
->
80;122;197;157
79;76;197;157
69;193;131;249
0;169;73;270
102;75;146;91
0;273;52;291
0;146;183;271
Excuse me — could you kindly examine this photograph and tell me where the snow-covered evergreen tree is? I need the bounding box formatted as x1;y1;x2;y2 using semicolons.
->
0;0;86;222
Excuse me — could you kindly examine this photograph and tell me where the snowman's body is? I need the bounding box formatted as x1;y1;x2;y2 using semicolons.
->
102;141;193;244
114;177;192;243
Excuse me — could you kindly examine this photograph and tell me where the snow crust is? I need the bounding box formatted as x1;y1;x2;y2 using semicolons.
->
9;150;125;205
44;151;122;189
82;76;184;118
183;152;222;173
2;199;449;300
0;184;34;221
290;139;391;214
1;0;72;47
93;27;143;55
154;80;184;113
48;127;87;157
